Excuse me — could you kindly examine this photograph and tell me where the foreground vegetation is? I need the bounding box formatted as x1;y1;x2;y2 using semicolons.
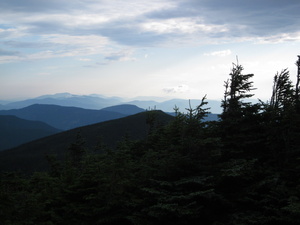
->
1;57;300;225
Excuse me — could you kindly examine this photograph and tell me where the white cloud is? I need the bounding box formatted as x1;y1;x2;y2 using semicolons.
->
256;32;300;44
43;34;109;47
204;50;232;57
85;0;176;19
0;27;27;40
141;18;228;35
0;55;22;63
0;34;114;63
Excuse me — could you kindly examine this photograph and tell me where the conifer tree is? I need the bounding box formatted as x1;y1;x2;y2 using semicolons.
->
66;132;86;170
221;61;255;120
219;61;260;159
265;67;300;166
295;55;300;113
270;68;294;113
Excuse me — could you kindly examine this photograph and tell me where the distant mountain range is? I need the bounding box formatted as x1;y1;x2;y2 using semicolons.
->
0;115;61;151
0;93;223;113
0;102;218;152
0;110;174;173
0;104;144;130
0;93;122;110
0;93;221;154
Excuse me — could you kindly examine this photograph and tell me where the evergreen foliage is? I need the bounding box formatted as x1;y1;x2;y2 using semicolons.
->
1;57;300;225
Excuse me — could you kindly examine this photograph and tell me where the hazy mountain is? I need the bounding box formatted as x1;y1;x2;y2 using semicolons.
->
0;115;61;151
204;113;219;121
0;100;11;105
0;93;223;113
0;104;144;130
130;98;222;114
127;100;161;111
101;104;145;115
35;92;77;99
0;111;174;173
0;93;123;110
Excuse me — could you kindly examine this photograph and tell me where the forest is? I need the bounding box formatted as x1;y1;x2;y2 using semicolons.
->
1;56;300;225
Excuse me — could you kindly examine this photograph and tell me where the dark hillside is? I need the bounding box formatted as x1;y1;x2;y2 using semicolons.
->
0;104;142;130
0;110;173;173
0;115;61;151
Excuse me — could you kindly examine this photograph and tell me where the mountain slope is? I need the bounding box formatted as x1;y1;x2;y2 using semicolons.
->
0;115;61;151
0;104;144;130
0;111;173;173
101;104;144;115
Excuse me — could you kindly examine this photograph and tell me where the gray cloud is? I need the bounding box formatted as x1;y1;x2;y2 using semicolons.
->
83;49;136;67
145;0;300;39
2;0;300;39
99;49;135;65
0;48;20;56
25;20;72;35
94;25;167;47
1;0;300;63
104;54;124;61
4;40;59;49
181;0;300;36
0;0;85;14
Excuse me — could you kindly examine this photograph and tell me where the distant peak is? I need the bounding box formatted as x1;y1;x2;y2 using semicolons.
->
35;93;76;99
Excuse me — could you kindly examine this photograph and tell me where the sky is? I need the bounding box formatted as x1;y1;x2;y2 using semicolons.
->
1;0;300;102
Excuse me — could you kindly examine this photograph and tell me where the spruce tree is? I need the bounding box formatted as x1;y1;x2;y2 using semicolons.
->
295;55;300;113
219;61;261;159
221;62;255;120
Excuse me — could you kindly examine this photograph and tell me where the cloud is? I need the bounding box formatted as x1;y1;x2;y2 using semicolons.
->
0;27;25;39
1;0;300;64
3;1;300;38
78;58;92;62
84;49;136;67
0;34;112;63
3;40;58;48
145;0;300;43
184;0;300;37
104;49;136;62
256;32;300;44
204;49;232;57
163;84;190;94
0;0;84;14
141;18;228;35
0;48;20;56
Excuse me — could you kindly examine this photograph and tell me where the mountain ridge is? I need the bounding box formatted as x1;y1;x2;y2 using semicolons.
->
0;115;61;151
0;104;144;130
0;93;223;113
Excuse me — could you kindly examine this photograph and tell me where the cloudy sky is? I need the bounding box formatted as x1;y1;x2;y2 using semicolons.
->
1;0;300;101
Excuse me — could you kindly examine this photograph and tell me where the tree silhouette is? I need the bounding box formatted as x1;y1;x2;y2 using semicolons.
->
221;62;255;118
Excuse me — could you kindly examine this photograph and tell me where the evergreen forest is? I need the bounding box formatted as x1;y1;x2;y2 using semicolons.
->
1;57;300;225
